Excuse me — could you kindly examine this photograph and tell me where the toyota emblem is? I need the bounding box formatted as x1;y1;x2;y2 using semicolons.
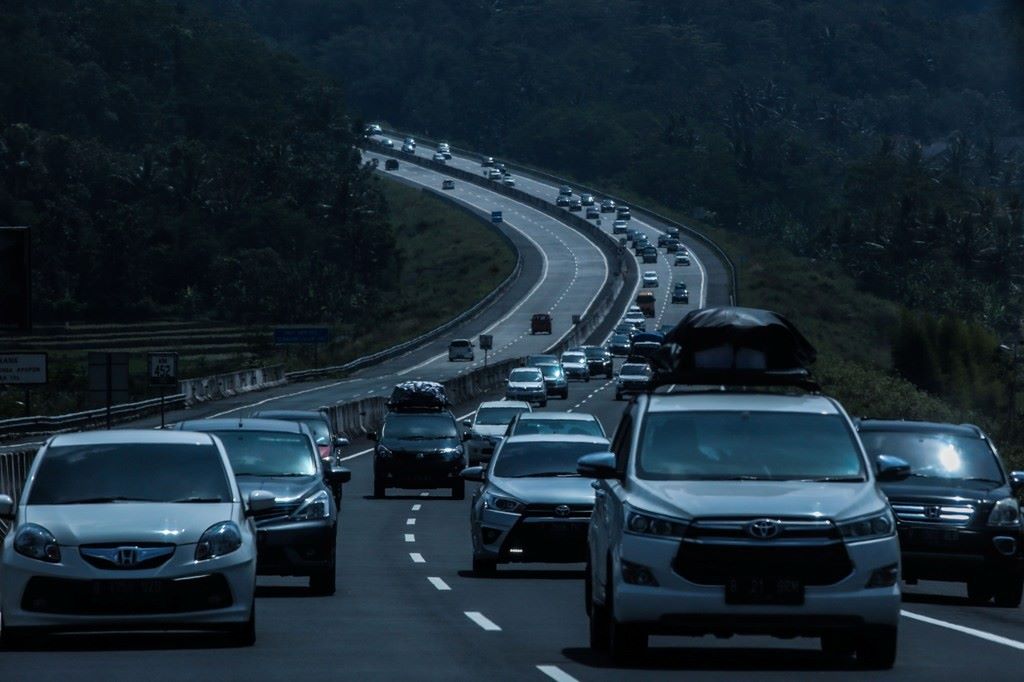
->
746;519;782;539
554;505;571;518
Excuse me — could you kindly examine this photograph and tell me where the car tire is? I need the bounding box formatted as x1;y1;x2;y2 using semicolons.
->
373;479;386;499
855;625;897;670
606;371;613;379
993;574;1024;607
473;556;497;575
226;601;257;647
452;479;466;500
587;565;610;652
561;390;569;399
615;392;622;401
967;578;994;604
607;582;647;663
310;566;336;596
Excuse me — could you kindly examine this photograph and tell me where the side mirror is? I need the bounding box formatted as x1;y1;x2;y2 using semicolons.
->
875;455;912;482
246;490;276;515
460;466;486;482
462;419;473;429
577;452;620;480
333;436;350;448
327;464;352;485
0;493;14;520
367;431;378;442
1009;471;1024;495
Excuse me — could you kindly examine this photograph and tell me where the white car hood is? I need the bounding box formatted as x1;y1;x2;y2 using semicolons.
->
24;503;237;546
473;425;508;438
630;480;884;522
491;477;596;506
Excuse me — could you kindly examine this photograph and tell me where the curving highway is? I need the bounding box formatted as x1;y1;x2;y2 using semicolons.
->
3;139;1022;682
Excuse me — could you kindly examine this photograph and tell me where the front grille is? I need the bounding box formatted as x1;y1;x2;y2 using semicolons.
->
891;503;975;524
79;543;176;571
22;574;233;615
674;519;853;586
521;503;592;518
253;501;300;525
500;520;589;561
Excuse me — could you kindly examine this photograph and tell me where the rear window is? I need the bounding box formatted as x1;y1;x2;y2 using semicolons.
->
450;340;471;347
512;417;604;438
510;369;542;382
859;431;1003;485
636;292;655;302
28;443;232;504
621;364;650;376
210;431;317;477
476;406;530;426
494;441;607;477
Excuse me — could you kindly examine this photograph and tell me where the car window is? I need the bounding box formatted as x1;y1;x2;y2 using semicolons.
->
298;418;331;445
859;431;1003;484
562;353;585;363
510;369;542;381
611;409;634;470
476;406;529;426
210;431;318;476
451;340;471;347
637;411;865;481
584;348;607;358
28;443;232;504
384;414;459;439
513;417;604;438
621;364;649;376
537;364;564;378
493;441;607;477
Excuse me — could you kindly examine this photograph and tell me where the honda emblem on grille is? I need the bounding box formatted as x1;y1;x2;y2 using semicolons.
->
115;547;139;567
554;505;571;518
924;506;941;520
416;452;425;459
746;519;782;539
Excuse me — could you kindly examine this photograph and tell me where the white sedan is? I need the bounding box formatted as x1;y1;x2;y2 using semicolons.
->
0;430;275;647
642;270;659;287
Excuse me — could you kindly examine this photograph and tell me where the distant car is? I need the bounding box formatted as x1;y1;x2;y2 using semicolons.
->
613;322;638;340
535;362;569;399
657;233;670;247
438;142;452;159
626;228;640;242
249;409;351;502
615;363;653;399
667;226;680;238
526;353;559;367
365;123;383;136
432;152;446;163
404;137;415;145
579;345;614;378
623;311;646;331
505;411;607;439
487;168;502;180
448;338;475;361
531;313;552;334
380;138;395;148
628;340;661;365
503;176;516;187
385;159;399;171
642;271;659;288
568;198;583;212
495;163;508;174
607;333;631;356
616;206;631;220
505;367;547;407
482;156;495;166
600;199;616;213
442;179;455;190
580;193;595;206
462;433;610;573
559;185;573;196
586;207;600;219
674;253;691;266
672;283;689;304
401;142;416;154
633;242;648;256
642;246;658;263
613;220;628;234
665;238;681;252
560;351;591;381
462;400;532;465
555;195;571;207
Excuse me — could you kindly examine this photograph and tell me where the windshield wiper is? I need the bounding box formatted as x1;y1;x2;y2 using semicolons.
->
801;476;865;482
59;496;155;504
172;497;225;503
234;472;310;477
960;477;1003;485
514;472;580;478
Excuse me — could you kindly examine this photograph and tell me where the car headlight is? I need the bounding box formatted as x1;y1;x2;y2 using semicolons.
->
483;493;522;513
837;510;895;542
439;446;464;458
376;445;393;459
195;521;242;561
14;523;61;563
988;498;1022;527
292;490;331;521
625;510;688;538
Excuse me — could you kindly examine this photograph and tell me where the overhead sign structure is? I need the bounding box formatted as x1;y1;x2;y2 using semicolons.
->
491;211;503;223
0;353;47;385
274;327;330;344
148;352;179;387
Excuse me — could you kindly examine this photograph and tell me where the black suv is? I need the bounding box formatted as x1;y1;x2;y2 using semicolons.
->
858;420;1024;606
371;382;469;499
573;345;614;378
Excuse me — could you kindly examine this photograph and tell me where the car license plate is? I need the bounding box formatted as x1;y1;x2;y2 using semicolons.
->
911;528;960;546
93;579;164;598
724;577;804;605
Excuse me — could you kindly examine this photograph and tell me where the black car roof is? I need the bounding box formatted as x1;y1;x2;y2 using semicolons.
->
856;419;985;439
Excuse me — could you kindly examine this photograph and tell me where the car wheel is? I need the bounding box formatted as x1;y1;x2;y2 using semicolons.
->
561;390;569;399
993;574;1024;607
855;626;897;670
226;600;257;647
606;371;613;379
374;479;386;499
452;479;466;500
967;577;994;604
310;566;336;596
473;556;497;575
820;633;857;659
606;577;647;662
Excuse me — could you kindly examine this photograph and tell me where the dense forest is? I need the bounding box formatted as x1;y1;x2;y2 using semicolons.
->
204;0;1024;331
0;0;396;323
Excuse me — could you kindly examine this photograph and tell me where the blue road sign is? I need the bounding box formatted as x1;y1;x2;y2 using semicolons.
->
274;327;330;344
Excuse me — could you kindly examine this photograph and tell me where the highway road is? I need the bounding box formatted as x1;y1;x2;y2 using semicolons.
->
5;140;1023;681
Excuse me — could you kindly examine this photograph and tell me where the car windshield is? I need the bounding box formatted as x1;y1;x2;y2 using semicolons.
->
494;441;606;477
510;369;542;382
210;430;318;476
28;443;232;504
859;431;1003;485
384;413;459;439
610;334;628;344
512;418;604;438
476;406;529;426
537;364;564;378
637;411;865;481
584;348;607;359
621;365;649;376
451;340;471;347
528;355;557;365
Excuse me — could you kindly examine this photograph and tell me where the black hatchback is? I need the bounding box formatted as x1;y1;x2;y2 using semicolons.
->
858;420;1024;606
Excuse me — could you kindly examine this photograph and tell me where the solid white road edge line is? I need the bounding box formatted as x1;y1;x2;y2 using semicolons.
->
900;610;1024;651
536;665;579;682
464;611;502;631
427;577;451;591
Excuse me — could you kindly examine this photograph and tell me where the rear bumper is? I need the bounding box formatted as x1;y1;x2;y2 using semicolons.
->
255;519;335;576
376;457;465;489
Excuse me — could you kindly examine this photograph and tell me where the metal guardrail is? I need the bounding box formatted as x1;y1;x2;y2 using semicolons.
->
0;394;187;439
377;127;737;305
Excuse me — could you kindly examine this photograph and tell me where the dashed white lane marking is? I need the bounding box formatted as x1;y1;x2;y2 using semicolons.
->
537;666;579;682
419;492;430;497
901;610;1024;651
338;448;372;462
404;534;416;543
412;504;422;511
464;611;502;631
428;577;451;591
409;553;425;564
406;518;416;525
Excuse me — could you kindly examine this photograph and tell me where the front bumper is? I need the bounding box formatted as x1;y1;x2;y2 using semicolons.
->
506;389;546;403
898;523;1024;581
473;508;589;563
617;382;649;395
255;519;334;576
564;367;590;380
609;533;901;634
1;542;255;630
